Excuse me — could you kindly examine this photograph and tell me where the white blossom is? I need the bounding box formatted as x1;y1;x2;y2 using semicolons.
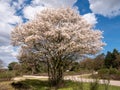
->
11;8;105;63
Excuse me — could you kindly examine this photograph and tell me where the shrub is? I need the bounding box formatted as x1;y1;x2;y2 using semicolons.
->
11;81;31;90
102;79;110;90
109;68;118;74
11;79;49;90
98;68;109;75
98;68;120;80
98;69;110;79
90;79;99;90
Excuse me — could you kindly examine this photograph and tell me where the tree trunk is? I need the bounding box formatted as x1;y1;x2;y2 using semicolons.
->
47;59;64;89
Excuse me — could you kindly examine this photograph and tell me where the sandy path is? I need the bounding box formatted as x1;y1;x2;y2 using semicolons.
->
13;74;120;87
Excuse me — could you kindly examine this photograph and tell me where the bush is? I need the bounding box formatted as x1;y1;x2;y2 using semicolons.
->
11;79;49;90
11;81;31;90
98;68;120;80
109;68;118;74
0;71;16;81
98;68;109;75
98;69;110;79
90;79;99;90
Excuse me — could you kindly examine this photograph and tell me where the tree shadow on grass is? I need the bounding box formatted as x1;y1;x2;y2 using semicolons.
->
11;79;76;90
11;79;50;90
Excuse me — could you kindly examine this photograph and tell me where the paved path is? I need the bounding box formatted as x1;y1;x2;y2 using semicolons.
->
13;74;120;87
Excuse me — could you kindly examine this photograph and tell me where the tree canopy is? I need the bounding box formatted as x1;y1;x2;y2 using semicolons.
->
105;49;120;69
11;8;105;87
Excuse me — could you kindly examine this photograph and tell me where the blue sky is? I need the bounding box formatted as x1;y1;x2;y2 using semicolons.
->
75;0;120;53
0;0;120;65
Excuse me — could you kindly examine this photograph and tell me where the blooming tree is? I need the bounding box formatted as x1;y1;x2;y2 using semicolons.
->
11;8;105;86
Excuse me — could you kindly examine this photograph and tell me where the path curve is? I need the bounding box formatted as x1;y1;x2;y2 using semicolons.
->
13;74;120;87
65;75;120;86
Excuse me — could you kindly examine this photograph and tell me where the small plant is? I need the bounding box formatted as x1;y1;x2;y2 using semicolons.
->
11;81;31;90
103;79;110;90
90;79;99;90
72;81;84;90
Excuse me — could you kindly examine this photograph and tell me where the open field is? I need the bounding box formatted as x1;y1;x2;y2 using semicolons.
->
1;74;120;90
1;79;120;90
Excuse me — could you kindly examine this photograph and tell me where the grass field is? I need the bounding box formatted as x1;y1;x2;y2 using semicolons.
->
9;79;120;90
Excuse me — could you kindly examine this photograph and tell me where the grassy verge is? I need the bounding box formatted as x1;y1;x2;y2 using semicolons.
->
11;79;120;90
0;81;14;90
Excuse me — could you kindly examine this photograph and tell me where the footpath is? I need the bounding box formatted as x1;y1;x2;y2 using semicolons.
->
13;74;120;87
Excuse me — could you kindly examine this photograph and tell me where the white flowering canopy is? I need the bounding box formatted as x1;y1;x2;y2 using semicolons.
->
11;8;105;61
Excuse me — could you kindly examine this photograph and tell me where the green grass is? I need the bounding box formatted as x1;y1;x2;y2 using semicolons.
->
11;79;120;90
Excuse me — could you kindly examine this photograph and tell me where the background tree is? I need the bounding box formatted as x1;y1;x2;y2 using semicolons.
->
70;62;81;72
93;53;105;70
0;59;3;69
114;54;120;69
105;49;120;68
112;49;119;68
11;8;105;87
104;51;113;68
8;62;20;71
80;58;94;70
18;50;47;74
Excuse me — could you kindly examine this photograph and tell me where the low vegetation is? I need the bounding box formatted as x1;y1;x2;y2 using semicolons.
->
0;71;16;81
97;68;120;80
10;79;120;90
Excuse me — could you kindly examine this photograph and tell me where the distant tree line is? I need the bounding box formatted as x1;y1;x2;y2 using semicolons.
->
79;48;120;71
7;49;120;75
104;49;120;69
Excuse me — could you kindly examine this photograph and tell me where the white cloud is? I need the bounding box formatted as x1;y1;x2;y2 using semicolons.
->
32;0;77;8
89;0;120;17
12;0;26;10
0;0;22;45
82;13;97;25
23;0;77;19
0;45;18;66
0;0;22;66
23;5;45;19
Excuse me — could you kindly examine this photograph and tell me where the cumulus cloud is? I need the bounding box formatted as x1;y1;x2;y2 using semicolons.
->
0;45;18;66
82;13;97;25
0;0;22;45
23;0;77;19
89;0;120;17
0;0;21;66
23;5;45;19
32;0;77;8
11;0;27;10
